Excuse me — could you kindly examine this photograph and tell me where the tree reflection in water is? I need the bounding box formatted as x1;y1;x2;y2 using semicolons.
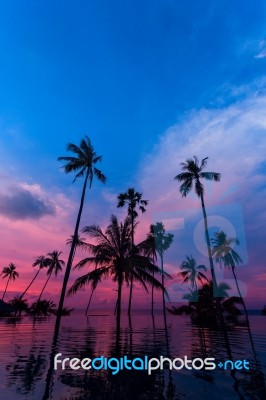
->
2;313;265;399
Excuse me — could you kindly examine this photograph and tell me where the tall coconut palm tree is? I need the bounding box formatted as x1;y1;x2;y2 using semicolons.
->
117;188;148;316
211;230;249;322
210;230;262;363
68;215;169;330
139;224;157;314
152;222;174;314
178;256;208;291
1;263;19;301
174;156;220;295
20;256;49;299
38;251;65;301
56;136;106;325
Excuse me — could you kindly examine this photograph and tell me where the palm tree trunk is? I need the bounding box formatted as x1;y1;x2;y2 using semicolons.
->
231;267;259;366
2;276;10;301
199;192;228;336
127;214;134;316
231;267;249;321
38;271;52;302
160;253;167;327
55;168;90;335
85;288;95;316
151;269;155;315
160;253;165;310
20;269;40;299
116;275;122;336
114;298;118;316
199;192;218;294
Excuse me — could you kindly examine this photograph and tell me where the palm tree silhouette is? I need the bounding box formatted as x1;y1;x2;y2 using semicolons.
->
68;215;168;329
205;230;261;370
56;136;106;325
29;299;57;316
9;296;29;316
178;255;208;291
38;251;65;301
67;234;98;315
117;188;148;316
152;222;174;315
20;256;49;299
211;230;250;324
174;156;220;295
1;263;19;301
179;281;241;322
139;224;157;314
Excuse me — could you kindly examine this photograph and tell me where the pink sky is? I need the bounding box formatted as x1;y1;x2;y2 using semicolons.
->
1;90;266;310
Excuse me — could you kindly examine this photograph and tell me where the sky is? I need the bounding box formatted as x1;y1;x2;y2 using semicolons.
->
0;1;266;309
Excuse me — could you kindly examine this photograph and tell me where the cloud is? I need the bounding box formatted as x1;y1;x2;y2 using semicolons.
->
0;185;55;220
255;40;266;59
138;89;266;213
136;86;266;306
255;50;266;59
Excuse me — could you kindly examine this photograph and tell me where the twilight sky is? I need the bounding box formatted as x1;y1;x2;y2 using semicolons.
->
0;1;266;309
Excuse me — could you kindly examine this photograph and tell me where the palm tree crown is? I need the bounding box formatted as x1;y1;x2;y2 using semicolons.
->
58;135;106;187
32;255;50;269
1;263;19;280
178;256;208;290
20;255;49;299
117;188;148;221
38;251;65;302
46;251;65;277
1;263;19;301
174;156;220;198
211;231;243;269
152;222;174;257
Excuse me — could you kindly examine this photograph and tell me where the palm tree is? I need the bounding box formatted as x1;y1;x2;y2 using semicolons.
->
139;224;157;314
68;215;169;330
9;296;29;316
171;281;241;323
212;231;260;368
1;263;19;301
178;256;208;290
117;188;148;316
211;230;249;321
56;136;106;325
174;156;220;295
38;251;65;301
68;236;94;316
29;299;57;316
152;222;174;314
20;255;49;299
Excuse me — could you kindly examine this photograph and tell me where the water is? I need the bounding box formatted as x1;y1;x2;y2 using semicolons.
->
0;312;265;399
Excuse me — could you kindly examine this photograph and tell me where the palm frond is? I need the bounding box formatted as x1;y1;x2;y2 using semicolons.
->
67;266;110;296
200;172;221;181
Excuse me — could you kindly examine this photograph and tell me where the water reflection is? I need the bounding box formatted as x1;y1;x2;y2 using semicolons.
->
0;314;265;399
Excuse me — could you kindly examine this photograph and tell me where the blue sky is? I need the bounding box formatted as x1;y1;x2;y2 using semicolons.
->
1;1;266;307
1;0;266;187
